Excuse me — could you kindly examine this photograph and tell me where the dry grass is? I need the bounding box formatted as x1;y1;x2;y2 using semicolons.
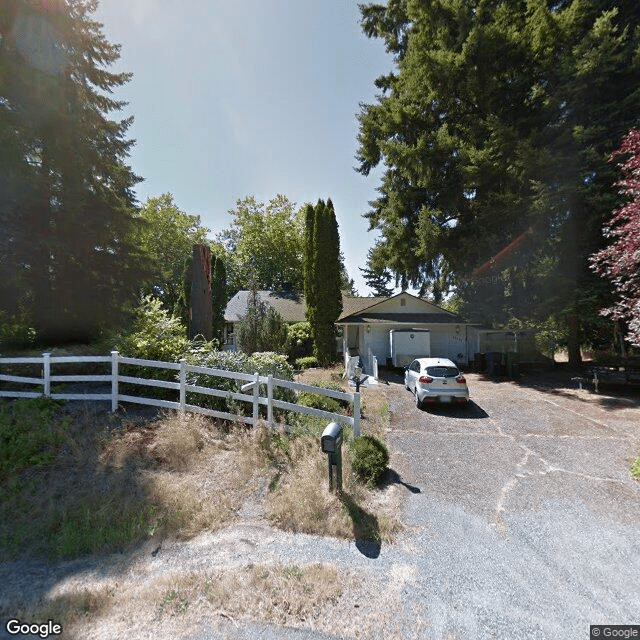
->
268;366;403;542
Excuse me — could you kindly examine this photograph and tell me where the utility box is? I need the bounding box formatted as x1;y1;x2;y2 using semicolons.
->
389;329;430;368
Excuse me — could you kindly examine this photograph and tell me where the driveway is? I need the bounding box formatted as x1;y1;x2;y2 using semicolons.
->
384;370;640;638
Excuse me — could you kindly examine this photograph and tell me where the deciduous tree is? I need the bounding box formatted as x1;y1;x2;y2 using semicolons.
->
590;129;640;348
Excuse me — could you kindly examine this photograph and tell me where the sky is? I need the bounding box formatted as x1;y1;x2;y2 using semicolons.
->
93;0;395;295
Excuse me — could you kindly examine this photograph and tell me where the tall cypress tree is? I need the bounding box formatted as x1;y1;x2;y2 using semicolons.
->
303;202;317;329
305;198;343;365
0;0;147;343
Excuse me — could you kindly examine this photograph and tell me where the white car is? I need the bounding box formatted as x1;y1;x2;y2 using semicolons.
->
404;357;469;408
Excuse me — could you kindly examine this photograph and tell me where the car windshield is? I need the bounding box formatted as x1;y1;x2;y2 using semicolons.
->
425;366;459;378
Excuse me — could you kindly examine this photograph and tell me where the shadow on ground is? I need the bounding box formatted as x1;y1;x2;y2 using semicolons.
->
418;400;489;419
382;469;421;494
339;493;381;559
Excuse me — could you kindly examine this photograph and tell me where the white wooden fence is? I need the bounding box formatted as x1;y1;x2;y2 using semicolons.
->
0;352;361;437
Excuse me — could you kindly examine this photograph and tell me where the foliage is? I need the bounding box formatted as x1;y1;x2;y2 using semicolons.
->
349;435;389;487
0;0;149;344
115;296;189;364
590;129;640;347
631;450;640;481
0;398;68;476
295;356;319;369
211;253;227;343
218;195;305;294
0;310;36;349
296;392;342;415
183;347;295;415
236;289;288;355
286;322;313;361
357;0;640;364
304;199;343;365
359;265;394;298
135;194;214;316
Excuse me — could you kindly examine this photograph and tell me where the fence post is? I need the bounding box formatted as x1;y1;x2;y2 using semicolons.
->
353;392;361;438
267;374;273;428
42;352;51;397
252;371;260;426
179;359;187;412
111;351;119;412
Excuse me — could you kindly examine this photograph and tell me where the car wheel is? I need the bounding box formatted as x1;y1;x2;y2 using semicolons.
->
415;393;422;409
405;378;410;391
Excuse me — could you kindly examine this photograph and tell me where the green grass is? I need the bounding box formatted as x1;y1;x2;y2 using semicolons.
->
631;451;640;481
0;398;69;475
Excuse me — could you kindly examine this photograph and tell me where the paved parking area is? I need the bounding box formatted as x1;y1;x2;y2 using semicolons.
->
384;371;640;638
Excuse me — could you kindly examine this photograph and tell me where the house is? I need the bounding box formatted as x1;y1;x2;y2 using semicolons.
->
223;290;540;376
224;290;471;372
222;290;306;351
336;292;470;375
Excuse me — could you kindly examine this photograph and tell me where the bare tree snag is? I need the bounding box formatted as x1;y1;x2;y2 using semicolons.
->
189;244;212;340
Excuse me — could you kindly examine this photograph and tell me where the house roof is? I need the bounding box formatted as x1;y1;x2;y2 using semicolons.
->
337;291;465;324
340;312;464;324
224;290;306;323
225;290;465;325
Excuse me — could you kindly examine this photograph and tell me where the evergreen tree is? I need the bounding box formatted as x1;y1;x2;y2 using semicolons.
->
357;0;640;364
236;286;287;355
0;0;147;343
211;253;227;343
304;199;343;365
303;202;317;327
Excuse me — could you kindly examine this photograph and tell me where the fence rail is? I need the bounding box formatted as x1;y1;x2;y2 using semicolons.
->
0;352;361;437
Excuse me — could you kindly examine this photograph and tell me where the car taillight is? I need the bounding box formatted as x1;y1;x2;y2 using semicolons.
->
456;376;466;384
418;376;433;384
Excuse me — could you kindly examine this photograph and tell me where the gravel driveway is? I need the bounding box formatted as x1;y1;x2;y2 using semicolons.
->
2;372;639;639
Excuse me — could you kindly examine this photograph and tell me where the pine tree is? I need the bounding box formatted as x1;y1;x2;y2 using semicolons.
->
357;0;640;365
0;0;147;343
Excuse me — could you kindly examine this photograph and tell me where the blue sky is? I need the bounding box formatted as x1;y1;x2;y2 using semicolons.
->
94;0;394;295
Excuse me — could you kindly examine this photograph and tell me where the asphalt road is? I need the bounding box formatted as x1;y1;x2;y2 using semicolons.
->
383;370;640;639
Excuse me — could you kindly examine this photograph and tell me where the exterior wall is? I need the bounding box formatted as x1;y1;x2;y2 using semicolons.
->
364;293;454;316
340;321;472;370
429;327;467;364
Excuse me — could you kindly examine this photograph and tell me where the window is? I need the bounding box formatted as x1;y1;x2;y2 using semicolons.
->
426;366;459;378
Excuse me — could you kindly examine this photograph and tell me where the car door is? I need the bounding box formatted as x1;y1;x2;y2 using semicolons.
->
409;360;421;393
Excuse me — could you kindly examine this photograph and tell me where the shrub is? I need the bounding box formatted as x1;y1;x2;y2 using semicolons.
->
183;348;295;417
115;296;189;363
0;310;36;350
286;322;313;360
349;435;389;486
296;392;342;415
295;356;319;369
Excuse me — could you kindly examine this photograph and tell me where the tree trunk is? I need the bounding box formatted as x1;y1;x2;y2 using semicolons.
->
189;244;212;340
567;313;582;367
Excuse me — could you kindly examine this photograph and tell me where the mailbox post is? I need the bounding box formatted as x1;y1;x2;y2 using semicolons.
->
321;422;343;493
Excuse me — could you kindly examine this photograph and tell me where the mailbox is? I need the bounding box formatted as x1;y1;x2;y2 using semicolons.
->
321;422;343;492
321;422;343;453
